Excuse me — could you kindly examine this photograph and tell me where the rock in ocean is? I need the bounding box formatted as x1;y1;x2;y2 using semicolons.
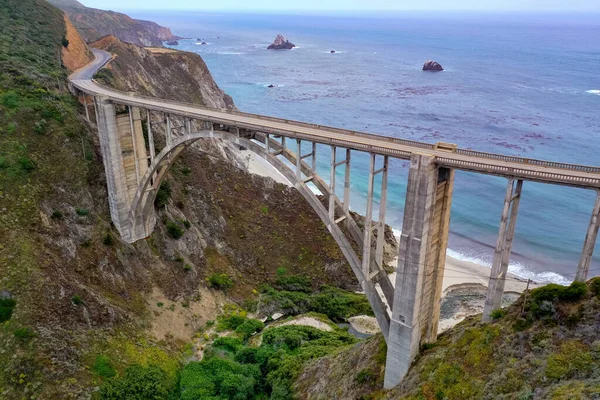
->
267;34;296;50
422;60;444;71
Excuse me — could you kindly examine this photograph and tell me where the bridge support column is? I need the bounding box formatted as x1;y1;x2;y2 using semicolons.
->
576;190;600;282
94;97;155;243
384;154;454;389
483;178;523;322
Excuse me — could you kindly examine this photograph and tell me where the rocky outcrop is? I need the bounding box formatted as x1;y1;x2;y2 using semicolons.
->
91;36;235;111
423;60;444;71
61;15;94;72
267;34;296;50
166;40;179;46
48;0;180;47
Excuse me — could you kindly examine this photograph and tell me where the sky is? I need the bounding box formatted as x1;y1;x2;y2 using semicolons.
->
82;0;600;12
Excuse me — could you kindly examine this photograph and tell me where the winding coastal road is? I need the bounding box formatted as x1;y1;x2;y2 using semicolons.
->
70;49;600;189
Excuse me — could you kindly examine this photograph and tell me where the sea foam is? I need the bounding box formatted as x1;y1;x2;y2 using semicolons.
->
586;90;600;95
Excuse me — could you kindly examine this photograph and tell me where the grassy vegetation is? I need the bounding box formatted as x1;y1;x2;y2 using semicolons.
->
181;322;356;399
208;273;234;290
0;298;16;322
259;284;373;322
388;278;600;400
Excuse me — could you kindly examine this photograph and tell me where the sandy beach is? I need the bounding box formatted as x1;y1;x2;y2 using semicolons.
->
241;149;537;331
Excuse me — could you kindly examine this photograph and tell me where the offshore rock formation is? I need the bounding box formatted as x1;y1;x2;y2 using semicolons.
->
48;0;180;46
166;40;179;45
267;34;296;50
423;60;444;71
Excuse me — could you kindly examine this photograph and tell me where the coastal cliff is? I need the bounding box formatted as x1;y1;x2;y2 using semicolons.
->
91;36;235;110
47;0;180;46
0;1;361;398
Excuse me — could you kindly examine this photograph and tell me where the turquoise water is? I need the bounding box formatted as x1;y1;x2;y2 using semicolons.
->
129;11;600;283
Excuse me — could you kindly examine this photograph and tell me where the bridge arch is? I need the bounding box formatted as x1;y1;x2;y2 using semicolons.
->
128;129;393;337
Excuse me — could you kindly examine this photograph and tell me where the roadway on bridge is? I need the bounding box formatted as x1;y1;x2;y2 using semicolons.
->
70;49;600;188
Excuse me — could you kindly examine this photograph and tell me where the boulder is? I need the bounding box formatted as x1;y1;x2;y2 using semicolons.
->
267;84;275;88
423;60;444;71
201;41;207;45
330;50;335;54
166;40;179;46
267;34;296;50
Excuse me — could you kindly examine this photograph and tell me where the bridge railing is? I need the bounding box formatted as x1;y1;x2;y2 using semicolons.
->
76;80;600;177
454;149;600;173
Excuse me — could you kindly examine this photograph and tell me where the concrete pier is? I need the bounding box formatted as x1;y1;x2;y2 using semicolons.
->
576;190;600;282
482;178;523;321
384;154;454;389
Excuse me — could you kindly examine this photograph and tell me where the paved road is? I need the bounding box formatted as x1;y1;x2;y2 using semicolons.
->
70;50;600;189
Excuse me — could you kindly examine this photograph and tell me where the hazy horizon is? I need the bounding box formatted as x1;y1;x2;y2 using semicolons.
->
81;0;600;13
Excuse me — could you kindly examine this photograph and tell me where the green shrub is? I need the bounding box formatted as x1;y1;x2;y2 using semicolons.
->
531;282;587;303
71;295;84;305
275;274;312;293
93;355;116;379
98;364;173;400
212;337;244;353
50;210;63;220
166;221;184;239
34;119;47;134
545;340;593;380
155;181;172;208
236;319;265;341
61;36;69;47
561;281;587;300
490;308;506;320
18;157;34;172
13;327;35;339
183;264;192;271
218;313;246;331
0;298;16;323
103;233;114;246
156;302;164;308
182;219;191;229
356;368;377;385
590;277;600;297
209;273;233;290
75;208;89;216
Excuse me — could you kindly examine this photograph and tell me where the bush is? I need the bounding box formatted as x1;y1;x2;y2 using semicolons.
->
590;277;600;297
93;355;117;379
103;233;114;246
61;36;69;47
155;181;172;208
71;295;84;305
274;274;312;293
98;364;173;400
166;221;184;239
531;282;587;304
50;210;63;220
183;264;192;271
209;273;233;290
18;157;34;172
218;313;246;331
75;208;89;216
34;119;47;134
0;298;16;322
356;368;377;385
545;340;593;380
182;219;191;229
236;319;265;341
13;327;35;339
489;308;506;320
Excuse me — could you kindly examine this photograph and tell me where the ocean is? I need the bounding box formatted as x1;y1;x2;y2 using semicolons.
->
127;10;600;284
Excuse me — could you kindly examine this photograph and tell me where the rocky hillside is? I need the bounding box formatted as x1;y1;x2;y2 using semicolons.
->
91;36;235;110
294;279;600;399
0;1;359;398
47;0;180;46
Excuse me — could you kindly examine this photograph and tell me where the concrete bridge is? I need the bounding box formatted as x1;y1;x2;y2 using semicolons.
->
70;50;600;388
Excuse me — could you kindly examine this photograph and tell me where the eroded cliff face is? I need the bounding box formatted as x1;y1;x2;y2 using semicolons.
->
48;0;179;47
61;15;94;72
91;36;235;110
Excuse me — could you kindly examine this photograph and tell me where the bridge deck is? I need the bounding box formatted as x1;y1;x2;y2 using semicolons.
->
70;51;600;189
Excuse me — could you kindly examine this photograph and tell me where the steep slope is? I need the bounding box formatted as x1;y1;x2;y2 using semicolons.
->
294;279;600;399
0;1;360;398
47;0;180;46
91;36;235;110
61;14;94;71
